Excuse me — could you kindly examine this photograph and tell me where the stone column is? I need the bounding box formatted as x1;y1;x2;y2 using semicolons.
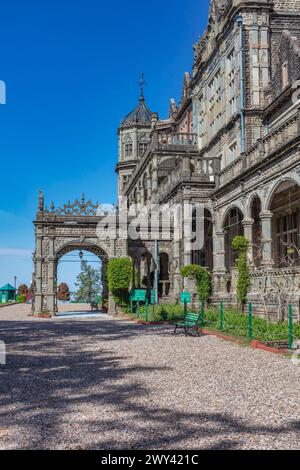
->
260;210;274;267
212;228;227;296
242;217;254;263
171;240;181;296
47;236;56;315
34;231;43;315
183;199;192;290
182;156;191;178
216;229;226;272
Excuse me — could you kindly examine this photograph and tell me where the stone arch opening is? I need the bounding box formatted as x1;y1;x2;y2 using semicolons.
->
159;252;170;297
191;207;213;271
223;207;244;270
268;180;300;267
54;242;109;314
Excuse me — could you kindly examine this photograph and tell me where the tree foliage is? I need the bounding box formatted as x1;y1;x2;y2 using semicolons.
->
57;282;70;301
75;260;101;303
108;258;132;309
232;235;250;309
180;264;211;303
18;284;28;296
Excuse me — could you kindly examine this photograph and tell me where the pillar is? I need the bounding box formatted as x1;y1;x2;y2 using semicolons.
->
242;217;254;263
34;231;43;315
47;236;56;315
183;199;192;290
212;228;227;295
260;210;274;267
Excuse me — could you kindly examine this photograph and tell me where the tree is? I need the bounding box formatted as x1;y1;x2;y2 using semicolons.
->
75;260;101;303
57;282;70;301
232;235;250;311
18;284;28;296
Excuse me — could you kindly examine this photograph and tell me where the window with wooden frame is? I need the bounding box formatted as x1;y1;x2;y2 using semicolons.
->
139;142;148;156
125;143;133;157
275;210;299;266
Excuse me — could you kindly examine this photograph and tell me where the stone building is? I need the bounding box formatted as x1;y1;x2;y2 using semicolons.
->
115;0;300;316
33;0;300;317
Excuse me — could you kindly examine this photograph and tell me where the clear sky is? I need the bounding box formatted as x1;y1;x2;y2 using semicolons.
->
0;0;210;289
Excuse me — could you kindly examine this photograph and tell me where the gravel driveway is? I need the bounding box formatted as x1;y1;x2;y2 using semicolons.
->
0;304;299;450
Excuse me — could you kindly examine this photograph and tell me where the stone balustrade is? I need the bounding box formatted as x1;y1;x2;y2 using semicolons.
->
157;132;198;147
219;110;300;188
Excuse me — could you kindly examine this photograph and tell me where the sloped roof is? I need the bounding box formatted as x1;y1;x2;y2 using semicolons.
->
121;96;152;127
0;283;16;291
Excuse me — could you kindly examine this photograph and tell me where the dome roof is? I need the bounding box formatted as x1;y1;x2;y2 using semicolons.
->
121;95;152;127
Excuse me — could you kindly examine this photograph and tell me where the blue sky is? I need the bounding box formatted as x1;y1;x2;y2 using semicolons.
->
0;0;210;289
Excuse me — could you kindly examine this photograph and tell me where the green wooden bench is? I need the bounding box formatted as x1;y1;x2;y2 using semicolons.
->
174;312;201;336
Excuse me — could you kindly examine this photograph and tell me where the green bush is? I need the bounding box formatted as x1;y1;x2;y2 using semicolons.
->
108;258;132;311
18;294;27;303
180;264;211;302
232;236;250;309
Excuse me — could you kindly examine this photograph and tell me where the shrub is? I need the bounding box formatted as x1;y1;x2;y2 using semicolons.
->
18;294;27;303
232;236;250;310
108;258;132;311
180;264;211;303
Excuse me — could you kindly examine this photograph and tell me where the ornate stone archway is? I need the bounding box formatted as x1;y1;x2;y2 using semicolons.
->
32;193;127;316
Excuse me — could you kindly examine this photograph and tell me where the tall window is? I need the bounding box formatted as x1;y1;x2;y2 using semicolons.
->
208;69;222;140
122;174;129;191
198;94;205;148
227;50;236;118
125;143;133;157
139;143;147;156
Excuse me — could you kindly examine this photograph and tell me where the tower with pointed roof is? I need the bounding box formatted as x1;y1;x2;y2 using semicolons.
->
116;79;155;202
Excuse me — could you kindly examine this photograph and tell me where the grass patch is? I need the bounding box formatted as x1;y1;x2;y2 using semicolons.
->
204;307;300;343
132;303;300;343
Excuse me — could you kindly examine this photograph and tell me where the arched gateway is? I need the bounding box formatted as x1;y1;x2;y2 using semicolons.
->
32;192;127;316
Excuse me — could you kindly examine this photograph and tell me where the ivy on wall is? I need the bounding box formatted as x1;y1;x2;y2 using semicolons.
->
180;264;211;303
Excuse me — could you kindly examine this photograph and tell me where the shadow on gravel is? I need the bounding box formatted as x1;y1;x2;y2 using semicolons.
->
0;319;299;450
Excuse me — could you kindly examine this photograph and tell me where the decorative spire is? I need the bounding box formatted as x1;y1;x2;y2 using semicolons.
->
38;190;44;212
139;73;146;101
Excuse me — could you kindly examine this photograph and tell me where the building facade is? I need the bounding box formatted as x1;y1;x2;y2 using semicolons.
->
115;0;300;317
33;0;300;317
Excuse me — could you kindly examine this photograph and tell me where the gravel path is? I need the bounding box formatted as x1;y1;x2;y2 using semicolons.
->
0;304;299;450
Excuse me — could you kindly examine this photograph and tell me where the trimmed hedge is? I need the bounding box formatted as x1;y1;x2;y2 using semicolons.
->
108;258;132;311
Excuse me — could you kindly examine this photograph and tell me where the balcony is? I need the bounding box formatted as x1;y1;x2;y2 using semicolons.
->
218;109;300;188
156;132;198;148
